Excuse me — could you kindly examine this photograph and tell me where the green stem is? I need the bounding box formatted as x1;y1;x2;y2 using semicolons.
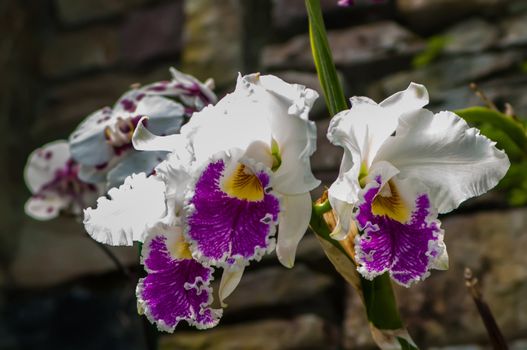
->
305;0;348;116
309;204;403;329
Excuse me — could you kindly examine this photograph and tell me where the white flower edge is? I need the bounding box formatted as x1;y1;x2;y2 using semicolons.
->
84;172;167;246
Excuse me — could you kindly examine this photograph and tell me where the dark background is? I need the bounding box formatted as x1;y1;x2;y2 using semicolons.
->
1;0;527;349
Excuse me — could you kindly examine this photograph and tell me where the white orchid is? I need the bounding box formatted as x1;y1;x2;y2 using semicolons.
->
69;68;216;188
327;83;510;286
24;140;101;220
83;73;321;330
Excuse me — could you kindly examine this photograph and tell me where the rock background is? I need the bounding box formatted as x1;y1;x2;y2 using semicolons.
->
1;0;527;349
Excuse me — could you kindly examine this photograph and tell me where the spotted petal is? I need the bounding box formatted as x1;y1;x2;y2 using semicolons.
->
24;140;71;194
185;153;280;267
137;225;221;331
24;193;69;221
374;109;510;213
69;108;115;167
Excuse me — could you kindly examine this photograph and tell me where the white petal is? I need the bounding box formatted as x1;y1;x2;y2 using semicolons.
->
276;192;312;268
154;154;193;224
112;88;143;114
327;197;353;241
132;117;185;153
244;74;321;194
329;160;400;240
106;150;167;188
327;148;361;206
24;193;69;221
69;108;114;166
24;140;71;194
83;173;167;246
374;109;510;213
327;83;430;206
78;163;111;186
134;95;185;135
432;240;449;271
169;67;218;106
181;93;272;165
219;263;245;307
379;82;429;120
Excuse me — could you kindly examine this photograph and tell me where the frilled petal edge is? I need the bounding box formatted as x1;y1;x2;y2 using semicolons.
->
84;173;167;246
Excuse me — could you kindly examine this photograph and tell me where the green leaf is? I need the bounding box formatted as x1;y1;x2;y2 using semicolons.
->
455;107;527;156
305;0;348;116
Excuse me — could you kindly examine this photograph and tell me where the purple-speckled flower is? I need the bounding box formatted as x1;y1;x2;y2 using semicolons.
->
132;74;320;270
24;140;101;220
69;68;216;188
83;73;320;329
327;83;510;286
137;223;221;331
185;154;281;267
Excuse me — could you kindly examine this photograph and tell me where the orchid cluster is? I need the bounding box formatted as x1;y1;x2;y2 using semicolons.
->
22;1;514;347
83;74;320;330
24;70;510;333
24;68;216;221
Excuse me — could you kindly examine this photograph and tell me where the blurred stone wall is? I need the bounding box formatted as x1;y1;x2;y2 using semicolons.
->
1;0;527;349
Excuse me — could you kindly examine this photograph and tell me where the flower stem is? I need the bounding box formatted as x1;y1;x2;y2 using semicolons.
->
87;234;133;281
310;202;417;349
305;0;348;116
465;268;509;350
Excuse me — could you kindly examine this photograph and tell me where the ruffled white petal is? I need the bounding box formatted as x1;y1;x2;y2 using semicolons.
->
155;154;193;225
276;192;312;268
218;263;245;307
83;173;167;246
374;109;510;213
24;140;71;194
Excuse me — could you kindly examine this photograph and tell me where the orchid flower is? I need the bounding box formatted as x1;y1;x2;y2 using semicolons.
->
69;68;216;188
83;73;320;330
327;83;510;286
24;140;101;220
